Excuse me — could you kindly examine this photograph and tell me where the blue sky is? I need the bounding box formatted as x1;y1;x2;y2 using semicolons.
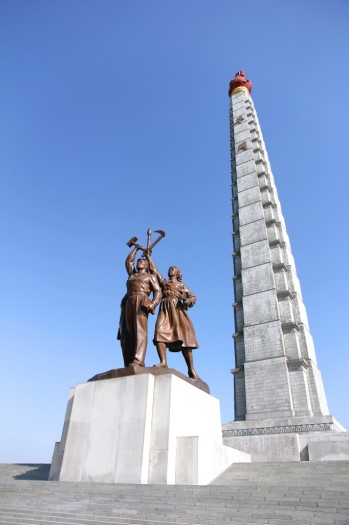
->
1;0;348;463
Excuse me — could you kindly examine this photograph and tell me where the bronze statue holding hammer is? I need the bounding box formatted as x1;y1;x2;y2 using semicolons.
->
118;229;199;379
117;230;164;367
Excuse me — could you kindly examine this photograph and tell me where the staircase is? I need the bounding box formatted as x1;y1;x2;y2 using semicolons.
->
0;462;348;525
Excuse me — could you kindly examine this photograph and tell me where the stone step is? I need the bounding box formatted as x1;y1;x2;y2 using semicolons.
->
0;510;347;524
1;484;348;497
2;492;347;503
210;461;349;485
0;509;200;525
1;492;349;507
0;512;347;525
0;470;349;488
3;462;349;484
0;489;344;500
1;463;348;525
0;509;348;525
1;488;347;504
0;498;348;523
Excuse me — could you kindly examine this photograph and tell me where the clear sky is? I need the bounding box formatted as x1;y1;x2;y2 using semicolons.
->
1;0;348;463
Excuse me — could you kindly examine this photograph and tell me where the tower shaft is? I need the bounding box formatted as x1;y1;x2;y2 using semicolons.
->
230;86;329;422
223;72;346;462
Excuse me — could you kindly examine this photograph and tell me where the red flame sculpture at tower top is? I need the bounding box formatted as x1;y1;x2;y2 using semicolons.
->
228;70;253;97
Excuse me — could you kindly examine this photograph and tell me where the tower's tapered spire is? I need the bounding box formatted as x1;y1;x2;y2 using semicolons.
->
223;70;346;462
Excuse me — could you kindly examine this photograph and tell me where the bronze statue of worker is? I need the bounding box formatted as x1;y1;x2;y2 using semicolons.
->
117;244;161;367
146;253;200;379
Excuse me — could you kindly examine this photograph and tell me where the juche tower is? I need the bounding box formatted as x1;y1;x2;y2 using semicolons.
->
222;71;347;461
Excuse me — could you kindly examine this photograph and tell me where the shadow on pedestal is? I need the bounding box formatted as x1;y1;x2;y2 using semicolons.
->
14;464;50;481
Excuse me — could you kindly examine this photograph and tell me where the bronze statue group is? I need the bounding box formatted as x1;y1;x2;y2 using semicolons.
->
117;242;199;379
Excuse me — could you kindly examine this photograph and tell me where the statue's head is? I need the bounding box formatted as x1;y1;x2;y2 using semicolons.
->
168;266;182;281
136;258;149;271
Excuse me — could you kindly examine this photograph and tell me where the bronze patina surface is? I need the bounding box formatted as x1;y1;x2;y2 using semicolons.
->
146;253;200;379
117;229;203;382
117;245;161;367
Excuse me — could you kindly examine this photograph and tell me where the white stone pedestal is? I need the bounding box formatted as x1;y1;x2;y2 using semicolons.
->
49;372;250;485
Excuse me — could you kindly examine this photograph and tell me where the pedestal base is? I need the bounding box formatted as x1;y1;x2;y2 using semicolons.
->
88;365;210;394
49;372;250;484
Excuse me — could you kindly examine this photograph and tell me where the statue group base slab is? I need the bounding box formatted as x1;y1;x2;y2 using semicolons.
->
49;371;250;485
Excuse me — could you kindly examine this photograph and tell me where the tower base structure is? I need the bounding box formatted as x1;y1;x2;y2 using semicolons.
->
222;416;349;462
49;369;250;485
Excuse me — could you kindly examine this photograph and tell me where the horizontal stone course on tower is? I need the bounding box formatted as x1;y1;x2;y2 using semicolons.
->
222;70;348;462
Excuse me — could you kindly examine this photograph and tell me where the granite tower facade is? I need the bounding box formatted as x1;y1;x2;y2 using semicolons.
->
222;71;346;461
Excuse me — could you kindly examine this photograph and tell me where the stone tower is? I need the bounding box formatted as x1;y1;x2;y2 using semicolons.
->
222;71;347;462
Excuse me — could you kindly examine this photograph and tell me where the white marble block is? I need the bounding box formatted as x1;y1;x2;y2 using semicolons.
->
307;434;349;461
49;372;250;485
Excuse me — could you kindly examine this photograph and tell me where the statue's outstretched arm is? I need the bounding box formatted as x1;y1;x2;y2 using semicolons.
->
145;252;164;283
125;245;140;275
